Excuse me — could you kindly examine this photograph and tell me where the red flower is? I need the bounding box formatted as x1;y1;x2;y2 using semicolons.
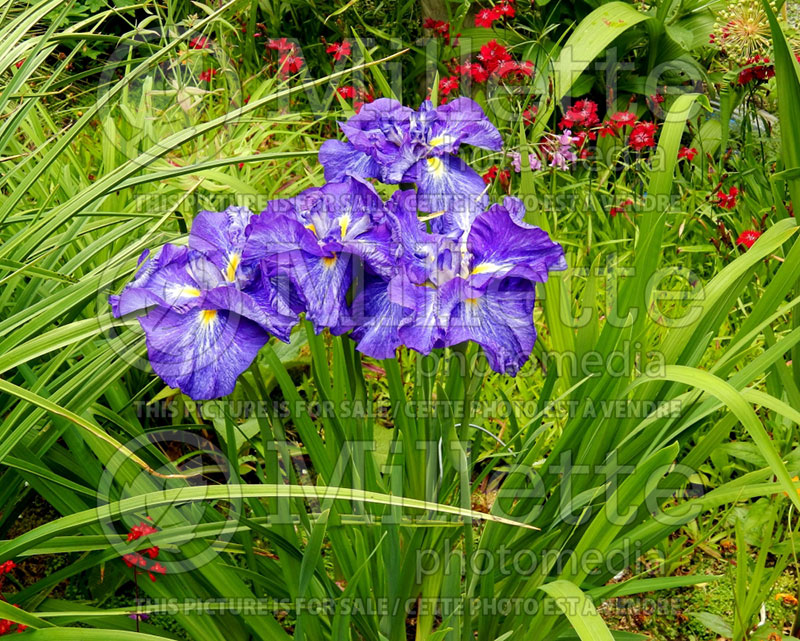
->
629;121;657;150
737;55;775;85
439;75;459;96
736;229;761;248
198;68;217;83
609;198;634;217
189;35;209;49
14;59;25;69
0;561;16;575
523;106;537;126
609;111;636;128
337;85;356;99
495;2;515;17
127;522;159;542
498;168;511;190
562;99;599;129
483;165;498;184
649;93;664;104
475;8;500;27
148;563;167;583
478;39;511;73
267;38;295;52
326;41;351;61
122;553;148;569
678;146;698;161
424;18;451;41
279;54;304;75
716;186;739;210
598;121;617;138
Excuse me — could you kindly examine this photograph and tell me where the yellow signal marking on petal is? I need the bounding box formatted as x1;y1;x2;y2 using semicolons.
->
464;297;480;306
322;254;337;268
183;286;201;297
200;309;218;326
471;262;502;275
427;156;445;178
306;223;317;236
170;285;201;298
339;214;350;239
224;253;241;282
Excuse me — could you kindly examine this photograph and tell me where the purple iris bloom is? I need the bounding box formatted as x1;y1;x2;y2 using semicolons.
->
243;177;395;334
319;98;502;233
110;207;298;400
347;193;566;374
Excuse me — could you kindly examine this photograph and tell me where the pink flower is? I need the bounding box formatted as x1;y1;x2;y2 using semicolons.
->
279;53;304;75
326;41;351;61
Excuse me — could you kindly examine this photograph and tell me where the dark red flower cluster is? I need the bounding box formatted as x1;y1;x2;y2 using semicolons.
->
123;520;166;583
326;41;351;61
475;0;515;27
736;229;761;249
456;39;532;83
716;186;739;210
678;146;698;162
609;198;634;217
629;121;657;150
268;38;304;77
0;562;26;636
737;55;775;85
423;18;455;44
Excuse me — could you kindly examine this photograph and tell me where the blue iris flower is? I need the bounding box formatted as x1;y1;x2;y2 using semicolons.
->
110;206;297;400
319;98;503;233
111;99;567;399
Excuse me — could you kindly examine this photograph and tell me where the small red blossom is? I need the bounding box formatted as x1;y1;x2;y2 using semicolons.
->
483;165;498;184
561;99;599;129
736;229;761;249
267;38;295;52
475;8;500;27
609;198;634;217
498;168;511;190
0;561;16;575
629;121;657;150
148;562;167;582
609;111;636;129
423;18;452;42
439;75;459;96
678;146;698;162
189;35;210;49
523;106;538;125
737;55;775;85
495;2;515;17
14;59;25;69
198;68;217;83
337;85;356;99
279;53;304;75
649;93;664;104
716;186;739;210
128;522;159;542
326;41;351;61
